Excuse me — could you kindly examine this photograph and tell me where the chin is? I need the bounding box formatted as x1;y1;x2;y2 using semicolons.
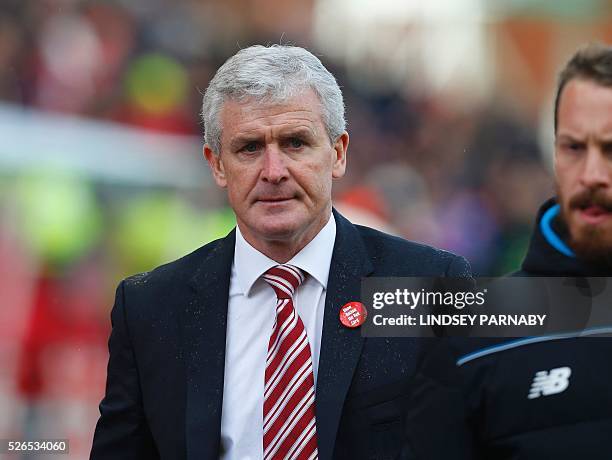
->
250;206;308;235
249;213;301;238
257;223;301;241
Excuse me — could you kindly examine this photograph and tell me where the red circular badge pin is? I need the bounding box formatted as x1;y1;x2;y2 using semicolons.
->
339;302;367;328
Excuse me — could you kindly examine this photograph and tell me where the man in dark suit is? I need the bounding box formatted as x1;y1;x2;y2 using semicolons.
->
90;44;470;460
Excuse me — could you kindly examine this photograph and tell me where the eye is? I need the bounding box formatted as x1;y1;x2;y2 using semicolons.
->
560;141;585;153
241;141;260;153
569;142;584;151
289;138;304;149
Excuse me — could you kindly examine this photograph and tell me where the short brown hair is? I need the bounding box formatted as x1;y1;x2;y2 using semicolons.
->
554;43;612;133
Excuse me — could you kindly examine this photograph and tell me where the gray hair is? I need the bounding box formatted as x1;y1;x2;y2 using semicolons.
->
201;44;346;153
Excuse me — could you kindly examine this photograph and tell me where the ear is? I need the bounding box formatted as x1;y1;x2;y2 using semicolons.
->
204;144;227;188
332;131;349;179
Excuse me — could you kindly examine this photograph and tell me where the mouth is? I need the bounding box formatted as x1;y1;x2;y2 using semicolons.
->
576;205;612;225
256;197;295;204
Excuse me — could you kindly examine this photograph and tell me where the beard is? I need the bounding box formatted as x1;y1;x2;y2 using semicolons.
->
557;185;612;269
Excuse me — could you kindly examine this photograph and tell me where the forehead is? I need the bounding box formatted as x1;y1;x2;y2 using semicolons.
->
557;79;612;136
219;88;325;140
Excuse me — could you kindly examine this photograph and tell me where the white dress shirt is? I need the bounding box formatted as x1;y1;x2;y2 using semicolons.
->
220;213;337;460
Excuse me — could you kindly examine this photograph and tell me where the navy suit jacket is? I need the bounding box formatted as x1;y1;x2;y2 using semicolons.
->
91;210;470;460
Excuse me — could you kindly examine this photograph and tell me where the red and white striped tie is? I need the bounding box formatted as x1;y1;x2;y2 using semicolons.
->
262;264;318;460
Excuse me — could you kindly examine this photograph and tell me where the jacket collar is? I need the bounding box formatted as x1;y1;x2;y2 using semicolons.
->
315;209;373;459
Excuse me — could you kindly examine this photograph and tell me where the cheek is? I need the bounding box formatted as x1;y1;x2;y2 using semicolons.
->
225;164;258;200
555;154;586;191
300;162;332;198
225;179;251;214
556;164;577;194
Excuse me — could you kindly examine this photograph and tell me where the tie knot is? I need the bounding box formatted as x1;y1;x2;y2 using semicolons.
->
262;264;305;299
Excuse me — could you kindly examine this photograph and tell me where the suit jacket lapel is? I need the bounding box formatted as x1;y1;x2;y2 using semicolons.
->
184;230;235;460
316;210;374;460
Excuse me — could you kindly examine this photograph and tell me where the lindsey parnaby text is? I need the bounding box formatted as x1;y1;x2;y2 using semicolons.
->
372;314;547;327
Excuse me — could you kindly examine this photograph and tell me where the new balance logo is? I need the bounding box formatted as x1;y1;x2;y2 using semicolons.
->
528;366;571;399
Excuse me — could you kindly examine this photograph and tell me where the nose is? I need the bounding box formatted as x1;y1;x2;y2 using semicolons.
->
579;146;611;190
261;144;288;184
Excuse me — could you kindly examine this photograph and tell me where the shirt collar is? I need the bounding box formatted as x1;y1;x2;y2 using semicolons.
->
233;213;337;297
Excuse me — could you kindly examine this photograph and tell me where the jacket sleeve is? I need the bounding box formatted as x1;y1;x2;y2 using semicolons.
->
405;338;477;460
90;281;159;460
404;254;477;459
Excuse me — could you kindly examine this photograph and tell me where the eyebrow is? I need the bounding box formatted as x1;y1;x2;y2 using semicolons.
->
556;134;584;143
228;127;318;151
557;133;612;144
229;135;262;152
277;127;317;139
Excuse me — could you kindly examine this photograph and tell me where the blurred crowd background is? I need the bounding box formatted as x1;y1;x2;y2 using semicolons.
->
1;0;611;458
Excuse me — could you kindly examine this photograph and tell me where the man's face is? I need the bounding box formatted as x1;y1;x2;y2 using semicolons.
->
204;88;348;254
555;78;612;264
